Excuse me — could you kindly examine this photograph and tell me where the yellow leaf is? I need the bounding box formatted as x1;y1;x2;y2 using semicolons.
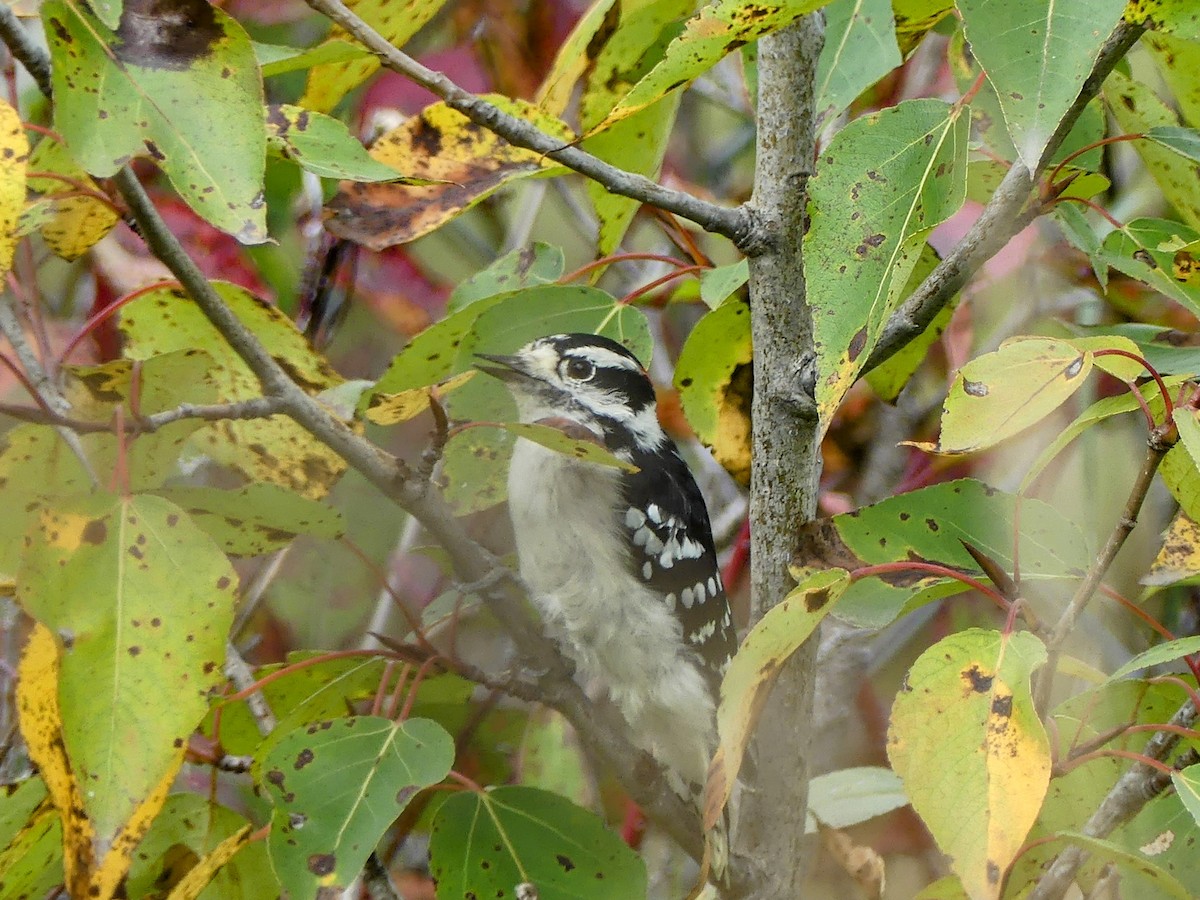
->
326;96;573;249
89;760;184;900
1145;511;1200;587
364;370;476;425
705;569;849;828
164;825;253;900
27;138;119;260
887;629;1049;900
16;624;94;897
0;97;29;278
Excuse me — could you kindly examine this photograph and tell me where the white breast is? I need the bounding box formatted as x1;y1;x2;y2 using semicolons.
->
507;437;716;787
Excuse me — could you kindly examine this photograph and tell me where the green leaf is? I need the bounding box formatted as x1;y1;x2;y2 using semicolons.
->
1106;70;1200;231
124;794;273;900
16;493;237;849
808;98;967;429
261;716;454;897
1146;31;1200;128
1099;218;1200;319
43;0;267;243
797;478;1089;629
429;786;647;899
1045;830;1195;899
152;484;345;557
517;708;595;808
25;135;119;261
888;629;1049;900
492;422;639;472
1106;636;1200;681
1144;126;1200;163
699;259;749;309
675;298;752;485
119;282;347;499
1055;203;1108;289
816;0;901;126
917;337;1092;455
448;243;565;313
1126;0;1200;40
256;39;371;78
265;105;413;182
708;570;849;827
959;0;1125;170
578;0;692;254
595;0;827;131
1174;765;1200;827
1020;377;1181;491
805;766;909;833
1161;443;1200;523
864;242;949;401
0;794;63;900
1071;323;1200;376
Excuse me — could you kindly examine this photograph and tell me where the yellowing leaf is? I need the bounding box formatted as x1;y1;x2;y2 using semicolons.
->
15;624;93;897
365;370;476;425
326;97;574;249
300;0;452;112
1146;512;1200;587
17;494;237;869
596;0;827;131
918;337;1093;455
119;283;346;498
0;97;28;277
675;299;753;485
887;628;1049;900
26;137;119;260
706;569;849;828
162;824;252;900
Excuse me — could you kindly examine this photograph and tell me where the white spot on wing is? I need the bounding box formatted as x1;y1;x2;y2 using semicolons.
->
681;587;694;608
691;620;717;644
694;581;706;603
625;507;646;529
707;576;718;596
665;592;676;610
642;561;652;579
647;503;662;524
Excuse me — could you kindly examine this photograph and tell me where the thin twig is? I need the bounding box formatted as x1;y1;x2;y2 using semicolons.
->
0;396;288;432
303;0;759;252
1034;439;1170;711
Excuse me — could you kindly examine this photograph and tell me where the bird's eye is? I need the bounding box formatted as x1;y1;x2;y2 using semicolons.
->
563;358;595;381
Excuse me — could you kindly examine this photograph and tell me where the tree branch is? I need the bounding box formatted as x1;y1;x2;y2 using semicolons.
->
302;0;761;251
862;21;1145;374
0;397;287;432
734;14;825;899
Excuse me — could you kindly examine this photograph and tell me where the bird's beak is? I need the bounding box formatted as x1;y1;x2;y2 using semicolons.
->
475;352;532;383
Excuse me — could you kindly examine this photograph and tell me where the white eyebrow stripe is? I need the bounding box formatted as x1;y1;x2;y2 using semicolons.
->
565;346;642;371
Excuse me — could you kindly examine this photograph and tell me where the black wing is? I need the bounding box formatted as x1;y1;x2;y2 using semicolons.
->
619;442;737;693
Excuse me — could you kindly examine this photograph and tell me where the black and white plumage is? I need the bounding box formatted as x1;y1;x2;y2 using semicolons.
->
476;334;737;802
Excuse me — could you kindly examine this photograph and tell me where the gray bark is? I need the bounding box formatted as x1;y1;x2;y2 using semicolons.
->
734;14;825;898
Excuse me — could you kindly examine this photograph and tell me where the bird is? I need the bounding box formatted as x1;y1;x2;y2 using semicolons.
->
477;332;737;879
